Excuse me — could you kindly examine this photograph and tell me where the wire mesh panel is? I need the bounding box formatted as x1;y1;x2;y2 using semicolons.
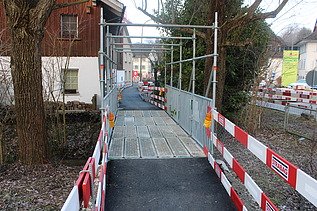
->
103;86;118;143
165;85;212;147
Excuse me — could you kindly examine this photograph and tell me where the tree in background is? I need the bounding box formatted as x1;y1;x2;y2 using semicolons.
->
139;0;288;112
3;0;87;165
280;25;311;47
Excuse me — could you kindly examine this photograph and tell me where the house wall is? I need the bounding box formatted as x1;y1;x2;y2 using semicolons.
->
133;57;152;80
42;57;100;105
0;1;101;57
267;57;283;85
298;42;317;79
0;56;100;106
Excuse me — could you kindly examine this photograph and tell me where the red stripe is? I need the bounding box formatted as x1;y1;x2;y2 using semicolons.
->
214;161;222;178
234;126;248;147
266;148;298;188
309;100;317;104
101;190;105;211
261;193;279;211
218;113;225;127
232;159;245;183
231;188;244;211
216;138;224;155
82;173;91;208
203;145;208;156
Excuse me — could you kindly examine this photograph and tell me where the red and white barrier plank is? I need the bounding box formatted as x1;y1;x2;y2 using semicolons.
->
206;151;248;211
150;94;167;102
211;134;278;211
212;109;317;207
149;100;167;110
148;86;168;92
258;93;317;105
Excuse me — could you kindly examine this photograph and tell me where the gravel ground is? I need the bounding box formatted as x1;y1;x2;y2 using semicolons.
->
214;108;317;211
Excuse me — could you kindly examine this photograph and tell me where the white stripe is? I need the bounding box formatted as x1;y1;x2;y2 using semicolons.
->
223;148;233;168
92;142;101;174
296;169;317;207
221;173;232;196
212;109;218;121
244;173;262;205
247;135;267;164
208;152;215;168
95;183;102;211
242;205;248;211
225;119;235;136
61;186;80;211
212;134;217;146
103;174;106;191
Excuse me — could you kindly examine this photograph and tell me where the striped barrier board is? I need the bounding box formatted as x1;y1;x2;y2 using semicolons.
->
258;93;317;105
259;88;317;97
149;100;167;110
148;86;168;92
206;151;248;211
211;133;278;211
212;109;317;207
150;94;167;102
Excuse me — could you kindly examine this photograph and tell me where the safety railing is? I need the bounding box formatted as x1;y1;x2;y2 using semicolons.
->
205;107;317;210
62;87;118;210
165;85;212;148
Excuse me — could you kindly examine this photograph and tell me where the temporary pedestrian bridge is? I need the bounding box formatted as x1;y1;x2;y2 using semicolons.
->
61;15;317;211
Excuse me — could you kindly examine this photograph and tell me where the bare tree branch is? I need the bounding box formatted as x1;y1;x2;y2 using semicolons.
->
256;0;289;19
137;7;206;39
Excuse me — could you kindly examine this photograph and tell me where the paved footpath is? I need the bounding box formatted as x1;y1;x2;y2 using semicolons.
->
105;84;235;210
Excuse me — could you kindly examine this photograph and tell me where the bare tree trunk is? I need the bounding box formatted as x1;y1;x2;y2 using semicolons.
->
3;1;55;164
11;30;48;164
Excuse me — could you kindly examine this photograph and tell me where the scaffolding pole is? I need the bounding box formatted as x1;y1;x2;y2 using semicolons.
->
164;52;167;87
165;54;216;65
106;26;110;94
99;7;105;111
192;29;196;94
108;35;193;40
179;41;183;90
170;45;174;86
210;12;218;155
111;43;181;46
102;22;215;29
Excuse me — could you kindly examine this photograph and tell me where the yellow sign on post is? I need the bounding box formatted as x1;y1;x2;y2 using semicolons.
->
281;50;299;87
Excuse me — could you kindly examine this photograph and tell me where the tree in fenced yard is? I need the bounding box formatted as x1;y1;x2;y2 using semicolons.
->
138;0;289;112
2;0;88;165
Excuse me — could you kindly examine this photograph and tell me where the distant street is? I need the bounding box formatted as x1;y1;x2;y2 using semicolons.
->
119;84;159;110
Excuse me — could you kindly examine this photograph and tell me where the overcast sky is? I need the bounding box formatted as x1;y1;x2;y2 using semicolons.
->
119;0;317;43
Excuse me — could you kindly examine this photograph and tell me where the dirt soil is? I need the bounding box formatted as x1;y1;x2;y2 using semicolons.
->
0;109;101;210
215;108;317;211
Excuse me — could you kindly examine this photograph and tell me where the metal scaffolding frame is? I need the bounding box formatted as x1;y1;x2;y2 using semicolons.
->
99;13;219;153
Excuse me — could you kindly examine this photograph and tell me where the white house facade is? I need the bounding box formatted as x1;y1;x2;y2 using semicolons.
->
297;25;317;80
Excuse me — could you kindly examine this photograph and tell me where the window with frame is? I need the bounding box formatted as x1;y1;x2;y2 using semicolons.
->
61;14;78;38
134;65;139;69
64;69;79;94
141;65;146;70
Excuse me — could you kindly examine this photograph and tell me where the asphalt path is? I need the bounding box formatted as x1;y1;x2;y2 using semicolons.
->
105;158;236;211
119;85;159;110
